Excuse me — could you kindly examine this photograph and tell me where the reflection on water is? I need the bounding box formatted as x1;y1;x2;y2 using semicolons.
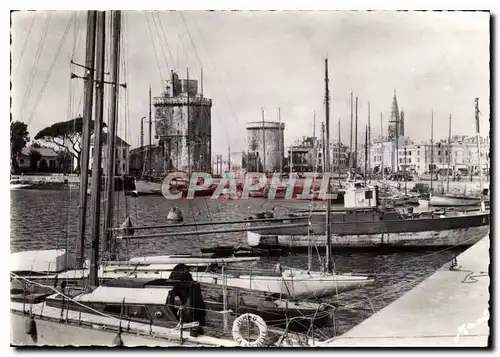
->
10;189;465;335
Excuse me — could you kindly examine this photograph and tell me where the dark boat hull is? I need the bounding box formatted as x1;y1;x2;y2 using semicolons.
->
247;210;490;249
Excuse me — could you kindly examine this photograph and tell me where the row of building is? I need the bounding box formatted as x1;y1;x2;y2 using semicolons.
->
16;72;488;178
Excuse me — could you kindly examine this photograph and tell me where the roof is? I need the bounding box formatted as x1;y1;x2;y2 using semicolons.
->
91;133;130;147
20;146;59;157
74;286;172;305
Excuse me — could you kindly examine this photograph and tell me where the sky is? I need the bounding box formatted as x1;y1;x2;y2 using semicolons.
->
10;10;490;156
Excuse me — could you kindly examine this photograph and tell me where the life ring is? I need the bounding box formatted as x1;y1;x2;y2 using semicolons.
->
232;313;268;347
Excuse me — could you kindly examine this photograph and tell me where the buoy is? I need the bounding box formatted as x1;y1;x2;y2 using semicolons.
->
120;216;135;236
232;313;268;347
167;207;183;222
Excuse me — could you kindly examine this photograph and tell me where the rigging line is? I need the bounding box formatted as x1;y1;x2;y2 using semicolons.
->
12;11;37;79
150;12;171;74
26;14;74;127
18;12;52;122
179;12;204;74
170;12;191;68
144;11;165;85
154;11;176;72
190;14;241;126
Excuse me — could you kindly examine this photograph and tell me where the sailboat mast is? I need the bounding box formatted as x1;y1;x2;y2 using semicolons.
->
354;96;358;171
349;92;353;170
313;110;316;139
104;10;122;259
430;110;434;194
368;101;371;181
140;117;144;171
77;10;97;268
148;85;152;176
321;123;325;173
324;58;333;274
338;118;341;185
380;112;384;180
89;11;106;287
364;125;368;186
447;114;452;192
186;67;191;175
261;108;266;173
475;98;484;211
228;145;231;171
278;107;282;172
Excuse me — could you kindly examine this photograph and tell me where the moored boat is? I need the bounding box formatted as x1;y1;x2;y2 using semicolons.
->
246;183;490;250
11;273;317;347
429;192;484;207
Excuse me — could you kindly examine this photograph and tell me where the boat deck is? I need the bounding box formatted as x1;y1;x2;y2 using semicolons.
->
319;235;490;347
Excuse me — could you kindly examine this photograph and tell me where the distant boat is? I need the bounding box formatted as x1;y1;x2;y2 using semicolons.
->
429;192;489;207
10;177;31;190
10;183;32;190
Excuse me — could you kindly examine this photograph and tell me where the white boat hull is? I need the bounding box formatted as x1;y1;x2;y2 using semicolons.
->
10;302;237;347
429;194;481;207
250;226;490;249
190;270;374;299
10;183;31;190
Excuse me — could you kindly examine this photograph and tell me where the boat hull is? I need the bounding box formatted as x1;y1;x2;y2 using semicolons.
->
429;194;481;207
248;210;489;237
249;225;490;250
10;304;226;347
192;270;374;299
10;184;32;190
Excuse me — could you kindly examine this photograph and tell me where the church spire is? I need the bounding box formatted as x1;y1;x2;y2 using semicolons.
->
388;90;400;140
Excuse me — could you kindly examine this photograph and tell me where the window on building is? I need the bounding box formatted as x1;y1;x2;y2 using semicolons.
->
20;159;25;164
49;160;56;169
417;158;420;163
408;158;412;164
417;151;420;155
408;151;412;156
438;151;441;156
123;163;126;173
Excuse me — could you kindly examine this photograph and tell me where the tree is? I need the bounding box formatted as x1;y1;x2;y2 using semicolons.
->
10;121;30;171
34;116;105;171
56;150;73;173
29;149;42;172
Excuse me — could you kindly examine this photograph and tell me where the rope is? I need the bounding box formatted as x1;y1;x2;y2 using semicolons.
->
150;12;171;74
12;12;37;79
153;12;176;72
18;12;51;122
143;11;165;86
26;14;74;127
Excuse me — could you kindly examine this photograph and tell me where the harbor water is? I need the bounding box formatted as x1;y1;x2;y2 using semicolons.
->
10;189;468;336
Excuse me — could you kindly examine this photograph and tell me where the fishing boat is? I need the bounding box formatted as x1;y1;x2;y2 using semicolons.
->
246;178;489;250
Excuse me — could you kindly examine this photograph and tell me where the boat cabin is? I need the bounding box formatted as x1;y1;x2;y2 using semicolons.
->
342;182;378;209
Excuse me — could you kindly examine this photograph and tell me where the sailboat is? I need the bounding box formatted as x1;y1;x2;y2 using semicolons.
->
245;59;377;295
11;12;337;346
430;106;489;207
246;103;489;250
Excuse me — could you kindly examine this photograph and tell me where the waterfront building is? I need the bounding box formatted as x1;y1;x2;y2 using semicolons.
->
285;136;322;173
90;133;130;175
153;71;212;173
246;119;285;173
